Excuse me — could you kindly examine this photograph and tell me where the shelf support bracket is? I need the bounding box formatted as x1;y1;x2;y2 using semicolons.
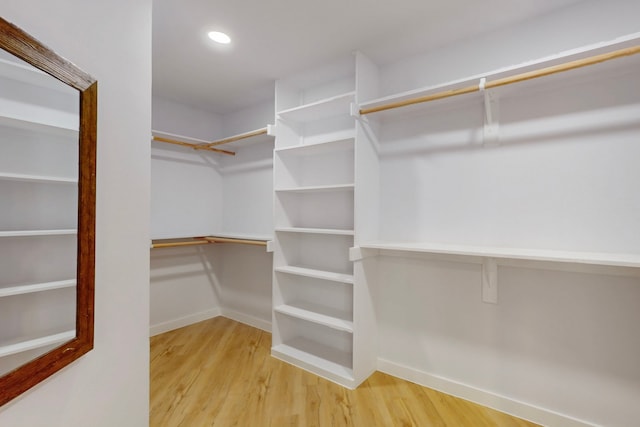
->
350;102;361;118
482;257;498;304
479;78;500;146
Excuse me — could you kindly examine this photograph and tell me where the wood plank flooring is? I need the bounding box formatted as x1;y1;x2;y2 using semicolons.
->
150;317;539;426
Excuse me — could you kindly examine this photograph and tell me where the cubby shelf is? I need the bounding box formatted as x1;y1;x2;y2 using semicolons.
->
0;279;76;298
275;265;354;284
0;330;75;358
272;340;354;383
0;172;77;184
275;184;354;194
0;229;77;238
277;91;355;123
358;241;640;269
275;227;354;236
274;137;354;156
275;303;353;333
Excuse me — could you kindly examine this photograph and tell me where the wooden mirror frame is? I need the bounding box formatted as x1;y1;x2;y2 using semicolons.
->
0;17;96;407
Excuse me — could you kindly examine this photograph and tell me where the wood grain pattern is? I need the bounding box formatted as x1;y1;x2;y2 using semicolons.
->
150;317;539;426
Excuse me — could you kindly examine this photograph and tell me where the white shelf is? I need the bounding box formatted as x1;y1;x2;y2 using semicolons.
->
0;330;75;358
150;231;273;242
275;303;353;333
359;241;640;269
0;57;76;95
0;229;77;238
0;172;77;184
272;339;354;383
275;265;353;284
278;91;355;123
0;114;79;137
275;184;354;194
0;279;76;298
359;33;640;118
276;227;354;236
275;137;354;156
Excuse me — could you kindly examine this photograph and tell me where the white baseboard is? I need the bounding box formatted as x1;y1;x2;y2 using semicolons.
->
377;358;596;427
221;308;271;333
149;308;222;337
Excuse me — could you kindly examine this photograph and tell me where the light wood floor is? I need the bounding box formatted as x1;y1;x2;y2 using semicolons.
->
150;317;539;426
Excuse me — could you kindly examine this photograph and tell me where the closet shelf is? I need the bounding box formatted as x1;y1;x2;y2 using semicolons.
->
358;241;640;269
151;130;235;155
275;184;354;194
204;127;274;149
0;279;76;298
275;303;353;333
151;234;271;249
278;91;355;123
276;227;354;236
0;114;79;137
0;330;75;358
272;339;354;382
0;229;77;237
275;138;354;156
275;265;354;284
359;34;640;117
0;172;77;184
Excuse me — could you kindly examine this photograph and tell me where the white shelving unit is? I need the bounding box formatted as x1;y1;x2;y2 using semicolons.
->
0;52;79;375
272;62;367;388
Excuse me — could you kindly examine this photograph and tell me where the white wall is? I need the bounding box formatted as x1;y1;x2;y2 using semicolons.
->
0;1;151;426
368;1;640;425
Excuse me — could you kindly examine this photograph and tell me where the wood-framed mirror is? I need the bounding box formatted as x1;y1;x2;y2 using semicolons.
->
0;17;96;406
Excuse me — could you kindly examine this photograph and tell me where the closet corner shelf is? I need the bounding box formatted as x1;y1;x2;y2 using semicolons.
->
0;172;77;184
0;330;75;358
277;91;355;123
275;227;354;236
275;265;354;284
0;279;76;298
275;184;354;194
272;340;354;383
0;57;76;95
0;229;77;238
206;127;273;149
274;137;354;156
274;303;353;333
151;233;272;249
358;241;640;269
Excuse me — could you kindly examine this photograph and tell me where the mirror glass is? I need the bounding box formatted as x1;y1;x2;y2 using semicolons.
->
0;17;96;407
0;49;79;376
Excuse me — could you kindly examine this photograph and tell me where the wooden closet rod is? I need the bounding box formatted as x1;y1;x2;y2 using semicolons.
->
151;236;268;249
205;127;268;148
152;136;236;156
360;45;640;115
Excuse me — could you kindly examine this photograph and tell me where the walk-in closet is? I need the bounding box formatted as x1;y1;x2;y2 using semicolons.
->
1;1;640;426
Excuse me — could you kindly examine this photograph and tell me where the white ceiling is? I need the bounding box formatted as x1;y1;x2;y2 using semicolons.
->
152;0;584;114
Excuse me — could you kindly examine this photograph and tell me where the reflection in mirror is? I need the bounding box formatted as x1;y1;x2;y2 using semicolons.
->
0;49;79;377
0;17;96;407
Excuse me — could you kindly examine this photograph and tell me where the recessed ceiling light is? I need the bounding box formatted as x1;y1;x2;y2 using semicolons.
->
208;31;231;44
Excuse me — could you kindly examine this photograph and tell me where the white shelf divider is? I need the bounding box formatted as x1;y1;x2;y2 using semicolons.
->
0;172;77;185
278;91;355;123
275;184;354;194
276;227;355;236
275;265;354;284
275;303;353;333
359;241;640;269
0;330;75;358
0;279;76;298
0;229;77;238
274;137;354;156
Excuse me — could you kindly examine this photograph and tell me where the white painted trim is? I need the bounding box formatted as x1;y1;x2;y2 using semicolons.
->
377;358;597;427
221;308;272;333
149;308;222;337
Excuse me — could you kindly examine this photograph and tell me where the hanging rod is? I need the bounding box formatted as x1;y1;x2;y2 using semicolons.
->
151;235;268;249
152;135;235;156
360;44;640;115
205;127;269;148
